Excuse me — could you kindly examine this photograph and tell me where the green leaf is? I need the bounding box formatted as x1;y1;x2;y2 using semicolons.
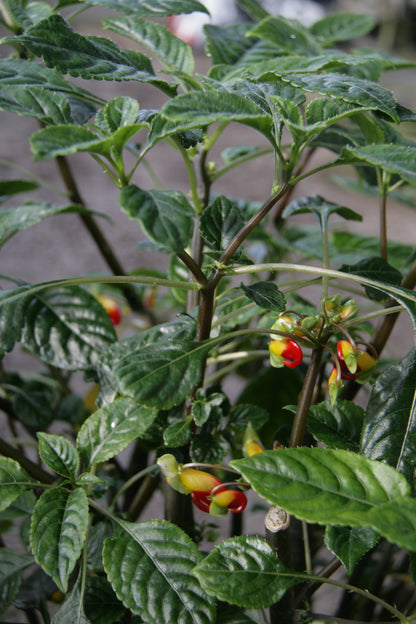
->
0;458;35;512
0;285;116;369
76;398;157;468
160;89;273;140
37;433;79;480
324;526;379;576
30;487;89;592
234;0;268;21
308;400;365;452
228;404;269;432
0;491;35;520
114;340;212;409
361;348;416;491
119;185;194;253
364;497;416;550
30;125;112;161
6;0;53;30
283;195;362;228
0;548;35;615
103;519;215;624
247;17;322;56
217;604;268;624
0;179;38;203
100;96;140;132
51;578;92;624
240;281;286;312
231;448;411;527
11;375;60;429
310;13;375;46
193;535;300;608
8;15;177;95
341;144;416;185
204;23;255;67
0;58;97;125
0;201;105;241
163;418;192;447
84;576;125;624
190;431;229;464
200;195;245;251
104;15;194;74
276;73;399;122
84;0;209;16
340;256;402;302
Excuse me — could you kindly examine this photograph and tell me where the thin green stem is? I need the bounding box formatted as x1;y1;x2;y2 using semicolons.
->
342;305;403;328
202;121;229;152
207;349;268;365
0;159;66;197
290;158;341;184
320;218;330;303
178;145;203;214
110;464;160;511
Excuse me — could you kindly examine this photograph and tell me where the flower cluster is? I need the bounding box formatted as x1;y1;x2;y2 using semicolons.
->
157;454;247;517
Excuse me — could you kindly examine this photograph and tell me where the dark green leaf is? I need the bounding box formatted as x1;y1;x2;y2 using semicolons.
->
231;448;410;527
308;400;365;452
217;604;268;624
305;98;375;128
119;185;194;253
114;340;212;409
77;398;157;467
340;256;402;301
193;535;300;608
104;15;194;74
51;578;92;624
240;281;286;312
84;576;125;624
0;58;97;124
30;125;112;161
99;96;140;133
30;487;89;592
0;458;35;512
276;73;399;122
247;17;322;56
190;431;229;464
0;179;38;203
310;13;375;46
0;548;35;615
200;195;245;251
228;404;269;432
160;89;273;139
204;23;255;67
0;491;35;520
12;375;60;429
341;144;416;185
324;526;379;575
365;498;416;550
84;0;209;16
283;195;362;227
0;201;105;241
37;433;79;480
163;418;192;447
361;348;416;492
8;15;177;95
234;0;268;21
6;0;53;30
103;519;215;624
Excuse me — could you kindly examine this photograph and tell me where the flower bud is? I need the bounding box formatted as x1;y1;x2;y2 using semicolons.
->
328;367;343;405
337;340;358;375
243;423;264;457
355;350;377;383
323;294;342;321
269;337;303;369
97;295;122;326
340;299;358;321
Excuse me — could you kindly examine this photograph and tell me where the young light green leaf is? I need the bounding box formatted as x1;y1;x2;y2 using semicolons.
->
240;281;286;312
0;202;105;242
200;195;245;251
231;448;411;528
119;185;194;253
103;519;215;624
114;340;212;409
0;58;98;124
324;526;379;576
277;73;399;122
77;398;157;467
101;96;140;132
104;16;194;74
308;400;365;452
361;348;416;491
193;535;300;608
30;487;89;592
30;125;112;161
310;13;375;46
0;458;35;512
163;418;192;447
247;17;322;56
341;144;416;186
51;577;92;624
37;433;79;480
8;15;177;95
0;548;35;615
84;0;209;15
